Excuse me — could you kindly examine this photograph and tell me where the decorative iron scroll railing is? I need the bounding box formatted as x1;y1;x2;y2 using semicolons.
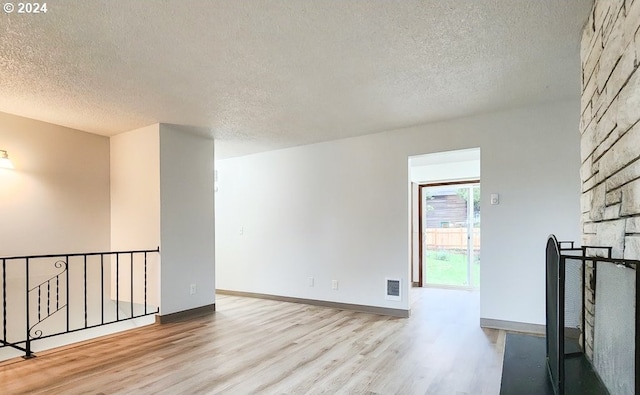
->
545;235;638;395
0;248;160;358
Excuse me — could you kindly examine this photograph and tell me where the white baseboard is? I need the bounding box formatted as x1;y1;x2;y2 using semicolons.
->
217;289;410;318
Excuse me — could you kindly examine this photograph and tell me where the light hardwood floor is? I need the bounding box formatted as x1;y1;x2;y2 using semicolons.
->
0;287;505;394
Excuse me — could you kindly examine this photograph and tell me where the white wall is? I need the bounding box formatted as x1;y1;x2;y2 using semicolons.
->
110;124;160;251
0;111;118;360
409;160;480;184
110;124;161;306
216;100;581;323
110;123;215;316
0;116;216;359
0;111;110;256
159;125;215;315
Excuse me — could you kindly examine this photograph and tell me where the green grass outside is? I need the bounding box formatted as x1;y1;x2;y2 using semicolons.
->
425;250;480;287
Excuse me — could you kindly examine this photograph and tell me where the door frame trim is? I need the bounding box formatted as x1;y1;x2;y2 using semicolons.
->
417;179;480;289
418;185;424;287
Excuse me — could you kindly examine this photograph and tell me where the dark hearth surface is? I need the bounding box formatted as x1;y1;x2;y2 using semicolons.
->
499;333;609;395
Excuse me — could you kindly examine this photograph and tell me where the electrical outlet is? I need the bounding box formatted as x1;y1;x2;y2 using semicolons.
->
332;280;338;290
308;277;314;287
190;284;197;295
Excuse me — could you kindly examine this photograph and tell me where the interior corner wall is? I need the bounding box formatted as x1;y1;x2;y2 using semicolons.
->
215;100;581;322
110;123;215;316
159;125;215;315
0;111;110;256
110;124;161;251
110;124;161;306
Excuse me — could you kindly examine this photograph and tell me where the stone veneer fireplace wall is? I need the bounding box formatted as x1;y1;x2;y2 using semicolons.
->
580;1;640;394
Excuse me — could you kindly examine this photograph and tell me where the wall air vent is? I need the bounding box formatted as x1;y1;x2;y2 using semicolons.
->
385;278;401;301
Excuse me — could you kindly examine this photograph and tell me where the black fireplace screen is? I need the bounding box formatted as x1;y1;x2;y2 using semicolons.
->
545;234;639;395
545;235;563;395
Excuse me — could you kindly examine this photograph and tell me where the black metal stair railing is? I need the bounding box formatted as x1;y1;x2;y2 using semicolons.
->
28;259;67;340
0;247;160;359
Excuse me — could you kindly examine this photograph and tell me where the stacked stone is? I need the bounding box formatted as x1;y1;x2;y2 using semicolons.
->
580;0;640;360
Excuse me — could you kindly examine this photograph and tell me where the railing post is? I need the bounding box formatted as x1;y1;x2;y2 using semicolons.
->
100;254;104;325
65;256;69;333
47;280;50;317
56;275;59;312
130;252;134;318
83;255;87;328
116;253;119;321
24;258;32;359
37;286;41;322
144;252;147;315
156;247;160;313
2;258;6;344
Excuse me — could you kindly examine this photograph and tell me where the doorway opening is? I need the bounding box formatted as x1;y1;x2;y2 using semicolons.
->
409;147;481;290
420;181;480;289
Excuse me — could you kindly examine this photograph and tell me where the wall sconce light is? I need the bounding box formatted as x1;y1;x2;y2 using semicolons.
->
0;150;14;169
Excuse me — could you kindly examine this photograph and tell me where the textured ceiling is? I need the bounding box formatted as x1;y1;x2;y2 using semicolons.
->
0;1;592;158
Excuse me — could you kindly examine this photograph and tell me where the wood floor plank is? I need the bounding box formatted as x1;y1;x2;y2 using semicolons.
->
0;287;505;394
